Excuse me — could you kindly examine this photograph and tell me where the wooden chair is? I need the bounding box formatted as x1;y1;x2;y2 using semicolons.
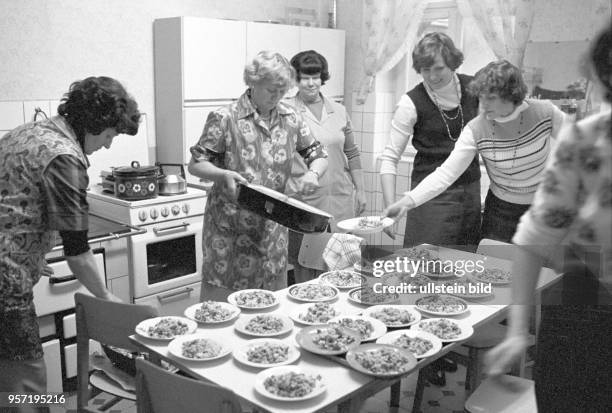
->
75;292;159;412
135;358;242;413
465;375;536;413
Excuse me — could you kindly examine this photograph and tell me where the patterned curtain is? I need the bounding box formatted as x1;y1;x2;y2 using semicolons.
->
355;0;427;104
456;0;535;68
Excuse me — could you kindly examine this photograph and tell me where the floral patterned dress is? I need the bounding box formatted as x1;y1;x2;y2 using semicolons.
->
190;91;325;291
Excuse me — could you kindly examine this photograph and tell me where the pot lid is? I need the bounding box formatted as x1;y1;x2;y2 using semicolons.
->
113;161;158;177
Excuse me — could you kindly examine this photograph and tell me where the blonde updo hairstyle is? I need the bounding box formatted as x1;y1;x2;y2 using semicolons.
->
243;51;296;89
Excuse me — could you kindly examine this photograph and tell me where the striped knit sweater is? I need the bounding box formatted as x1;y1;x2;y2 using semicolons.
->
405;99;566;207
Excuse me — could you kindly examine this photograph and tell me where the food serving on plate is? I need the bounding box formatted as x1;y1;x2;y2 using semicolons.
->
289;284;338;301
472;267;512;284
349;287;399;305
357;216;384;230
381;271;431;287
181;338;223;359
328;317;374;340
319;270;363;289
234;290;277;308
263;372;322;398
391;334;434;357
194;301;236;322
147;318;190;338
245;315;286;335
352;347;415;375
247;342;290;364
368;306;416;326
417;318;462;340
299;303;339;324
391;247;438;262
416;294;467;315
311;326;358;352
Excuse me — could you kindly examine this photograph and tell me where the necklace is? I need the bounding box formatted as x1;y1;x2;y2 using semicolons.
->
491;112;523;168
427;77;464;142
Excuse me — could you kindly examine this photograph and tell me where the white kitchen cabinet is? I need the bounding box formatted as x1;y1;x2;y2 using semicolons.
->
299;27;346;97
133;281;201;317
246;22;301;63
42;339;62;393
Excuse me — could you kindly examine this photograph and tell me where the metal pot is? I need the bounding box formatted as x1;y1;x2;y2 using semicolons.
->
112;161;159;200
157;163;187;195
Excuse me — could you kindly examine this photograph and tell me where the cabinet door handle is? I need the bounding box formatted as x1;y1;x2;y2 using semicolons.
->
153;222;190;235
157;287;194;302
49;274;77;285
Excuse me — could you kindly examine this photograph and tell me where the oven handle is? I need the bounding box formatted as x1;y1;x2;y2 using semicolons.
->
48;274;78;284
153;222;190;235
157;287;194;302
49;224;146;253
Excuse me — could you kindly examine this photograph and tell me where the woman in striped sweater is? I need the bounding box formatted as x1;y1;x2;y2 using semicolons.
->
384;60;566;242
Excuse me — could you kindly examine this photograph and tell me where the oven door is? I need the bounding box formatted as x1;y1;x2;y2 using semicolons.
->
130;216;202;298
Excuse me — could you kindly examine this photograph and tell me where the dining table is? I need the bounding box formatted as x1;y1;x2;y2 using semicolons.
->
129;244;563;413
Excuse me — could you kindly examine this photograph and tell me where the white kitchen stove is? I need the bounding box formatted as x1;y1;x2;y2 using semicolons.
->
87;185;207;225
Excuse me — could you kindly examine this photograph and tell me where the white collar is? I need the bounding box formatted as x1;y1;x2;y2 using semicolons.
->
490;101;529;123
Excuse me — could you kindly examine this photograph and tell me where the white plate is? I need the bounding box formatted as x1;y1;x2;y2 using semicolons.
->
234;313;294;337
346;287;400;306
415;294;470;316
327;315;387;342
233;338;300;368
434;278;495;300
135;316;197;341
413;318;474;342
289;303;341;326
295;325;362;356
362;305;422;328
227;289;279;310
287;283;339;303
345;343;417;377
471;268;512;285
376;329;442;359
337;216;394;235
184;301;241;324
254;365;326;402
318;270;364;289
167;334;230;361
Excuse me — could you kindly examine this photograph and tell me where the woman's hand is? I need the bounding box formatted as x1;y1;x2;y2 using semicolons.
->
355;190;367;215
223;171;249;200
484;334;530;377
297;170;320;195
383;201;409;219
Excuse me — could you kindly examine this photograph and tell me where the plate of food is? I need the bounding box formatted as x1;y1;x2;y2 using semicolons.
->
135;316;197;341
413;318;473;342
337;216;394;235
184;301;241;324
318;270;364;289
327;315;387;342
345;344;417;377
234;314;294;337
227;289;279;310
376;329;442;359
295;325;361;355
415;294;469;316
167;334;230;361
471;267;512;285
232;338;300;368
381;271;432;288
254;365;326;402
388;246;439;262
362;305;421;328
289;302;341;326
287;283;339;303
434;277;494;300
347;287;400;306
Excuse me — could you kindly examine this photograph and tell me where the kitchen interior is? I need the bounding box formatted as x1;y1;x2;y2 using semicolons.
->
1;0;610;411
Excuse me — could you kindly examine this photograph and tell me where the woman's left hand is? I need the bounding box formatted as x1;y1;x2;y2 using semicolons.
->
297;171;320;195
355;190;367;215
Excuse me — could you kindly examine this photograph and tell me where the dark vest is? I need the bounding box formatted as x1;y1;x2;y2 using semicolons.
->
407;73;480;187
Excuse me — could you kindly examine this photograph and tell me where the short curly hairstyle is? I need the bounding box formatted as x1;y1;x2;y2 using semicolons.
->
243;51;295;89
468;60;528;105
290;50;330;85
412;32;464;73
57;76;140;144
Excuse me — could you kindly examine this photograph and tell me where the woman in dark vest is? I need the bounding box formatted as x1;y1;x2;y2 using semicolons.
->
380;32;481;251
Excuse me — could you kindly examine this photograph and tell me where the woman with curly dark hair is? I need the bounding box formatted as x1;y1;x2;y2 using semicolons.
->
385;60;566;242
0;76;140;401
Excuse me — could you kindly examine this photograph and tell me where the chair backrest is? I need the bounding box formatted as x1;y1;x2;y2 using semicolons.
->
75;292;159;411
135;358;242;413
298;232;333;270
476;238;516;261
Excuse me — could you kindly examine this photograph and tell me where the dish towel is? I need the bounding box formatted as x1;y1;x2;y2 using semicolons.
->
322;233;365;271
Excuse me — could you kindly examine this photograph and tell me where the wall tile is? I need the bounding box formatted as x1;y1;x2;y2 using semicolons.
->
362;113;375;133
351;111;363;132
361;132;374;152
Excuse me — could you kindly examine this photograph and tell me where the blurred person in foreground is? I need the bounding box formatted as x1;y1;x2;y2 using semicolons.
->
0;76;140;411
485;25;612;412
188;51;328;301
285;50;366;283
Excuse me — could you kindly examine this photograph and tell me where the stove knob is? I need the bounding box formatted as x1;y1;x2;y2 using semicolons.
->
171;205;181;216
160;207;169;217
150;208;159;219
138;210;147;222
182;203;190;214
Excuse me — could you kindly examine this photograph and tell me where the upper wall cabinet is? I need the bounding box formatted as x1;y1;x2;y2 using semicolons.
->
246;22;301;64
